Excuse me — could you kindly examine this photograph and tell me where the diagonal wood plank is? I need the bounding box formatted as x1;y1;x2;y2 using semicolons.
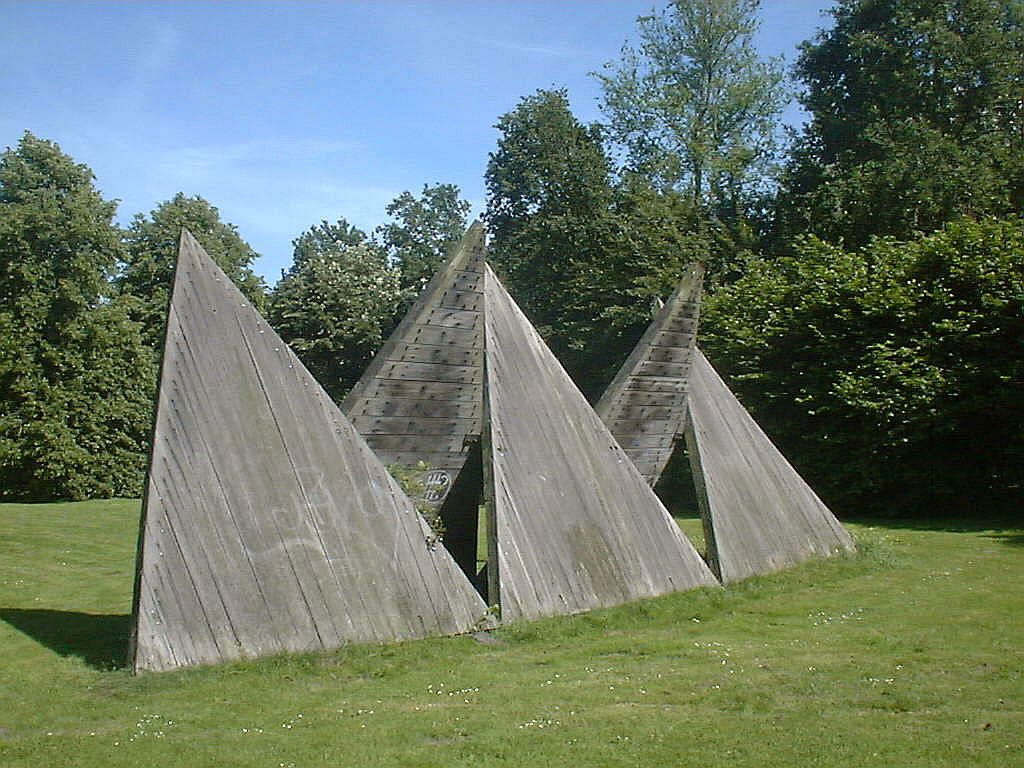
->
482;265;718;622
130;230;488;672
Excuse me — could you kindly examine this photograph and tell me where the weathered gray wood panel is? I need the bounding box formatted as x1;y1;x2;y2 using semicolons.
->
686;348;855;583
342;224;486;508
596;264;705;485
130;231;488;672
482;266;718;622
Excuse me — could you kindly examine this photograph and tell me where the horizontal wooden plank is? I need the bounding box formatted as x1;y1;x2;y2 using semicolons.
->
347;398;482;420
604;405;685;422
365;433;467;454
422;307;481;330
635;360;690;378
350;414;480;437
380;342;480;367
438;289;482;312
644;346;694;364
355;379;480;402
408;324;482;348
377;361;482;385
654;330;697;347
450;270;483;292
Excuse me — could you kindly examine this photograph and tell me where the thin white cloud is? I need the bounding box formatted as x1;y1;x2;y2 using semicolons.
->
113;22;182;115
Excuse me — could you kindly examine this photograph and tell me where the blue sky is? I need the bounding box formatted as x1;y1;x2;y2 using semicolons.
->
1;1;835;283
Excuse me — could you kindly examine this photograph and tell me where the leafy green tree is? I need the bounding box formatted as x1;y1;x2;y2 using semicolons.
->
268;220;401;402
596;0;785;212
120;193;266;350
485;90;630;396
701;216;1024;516
778;0;1024;245
292;218;368;264
0;133;153;500
376;183;471;302
486;90;728;396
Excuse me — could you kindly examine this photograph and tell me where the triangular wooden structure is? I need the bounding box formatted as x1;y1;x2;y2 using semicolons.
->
130;231;487;672
595;263;704;483
346;226;717;617
482;266;718;620
685;348;855;583
597;269;855;583
342;224;486;578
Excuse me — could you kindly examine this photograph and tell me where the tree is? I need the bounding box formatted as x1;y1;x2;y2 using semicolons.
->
777;0;1024;245
486;90;731;396
596;0;785;213
268;220;402;402
376;183;471;303
701;216;1024;516
485;90;631;396
120;193;266;350
0;133;153;500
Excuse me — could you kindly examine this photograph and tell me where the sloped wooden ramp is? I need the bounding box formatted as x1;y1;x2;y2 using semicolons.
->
685;348;855;583
483;266;718;621
342;224;486;578
595;263;704;484
131;231;488;673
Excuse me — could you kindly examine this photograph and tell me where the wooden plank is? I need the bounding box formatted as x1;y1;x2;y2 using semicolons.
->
348;415;480;437
380;341;479;367
482;265;718;622
596;264;705;486
347;398;481;420
342;224;487;509
686;347;855;584
130;231;487;673
355;379;479;403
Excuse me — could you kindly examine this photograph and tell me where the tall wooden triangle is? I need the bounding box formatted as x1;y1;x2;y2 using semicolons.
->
343;224;486;579
685;348;855;583
596;268;854;583
595;263;704;484
482;266;718;621
130;230;487;672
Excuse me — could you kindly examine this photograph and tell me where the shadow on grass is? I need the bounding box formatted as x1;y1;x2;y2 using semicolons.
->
843;509;1023;538
0;608;130;670
984;532;1024;547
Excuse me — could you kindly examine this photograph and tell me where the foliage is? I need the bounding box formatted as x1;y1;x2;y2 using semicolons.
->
3;499;1023;766
376;183;471;304
777;0;1024;245
596;0;785;212
701;217;1024;515
268;220;401;402
485;89;624;396
387;461;446;540
0;133;153;500
486;90;718;397
119;193;267;351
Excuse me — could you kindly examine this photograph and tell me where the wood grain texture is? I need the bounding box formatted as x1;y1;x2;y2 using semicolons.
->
342;224;486;508
596;264;705;485
482;266;718;622
686;347;856;584
130;231;487;672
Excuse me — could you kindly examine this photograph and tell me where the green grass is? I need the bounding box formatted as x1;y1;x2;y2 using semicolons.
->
1;500;1021;767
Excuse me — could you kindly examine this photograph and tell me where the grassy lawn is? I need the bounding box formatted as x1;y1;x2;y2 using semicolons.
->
0;499;1021;767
